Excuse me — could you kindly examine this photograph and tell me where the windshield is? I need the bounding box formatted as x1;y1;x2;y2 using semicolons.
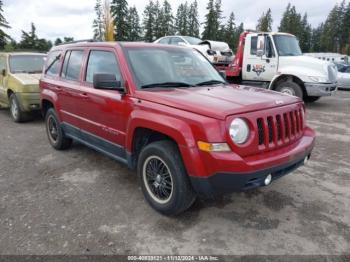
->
9;55;46;74
273;35;302;56
125;47;224;89
182;36;203;45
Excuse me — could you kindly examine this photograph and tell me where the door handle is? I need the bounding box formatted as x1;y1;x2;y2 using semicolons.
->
47;84;61;90
79;92;88;98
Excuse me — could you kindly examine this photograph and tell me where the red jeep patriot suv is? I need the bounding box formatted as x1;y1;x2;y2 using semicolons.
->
40;42;315;215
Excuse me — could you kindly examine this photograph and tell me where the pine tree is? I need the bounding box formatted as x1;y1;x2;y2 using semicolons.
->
19;23;38;50
256;8;273;32
54;38;63;46
202;0;223;40
159;0;175;36
111;0;129;41
93;0;105;40
153;0;163;39
340;1;350;54
311;24;324;52
188;0;199;37
175;2;189;35
223;12;236;50
127;6;141;41
143;0;157;42
0;0;10;49
321;5;340;52
299;13;312;52
279;4;302;36
18;23;52;51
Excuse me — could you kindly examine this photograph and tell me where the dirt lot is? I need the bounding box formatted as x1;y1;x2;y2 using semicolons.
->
0;91;349;255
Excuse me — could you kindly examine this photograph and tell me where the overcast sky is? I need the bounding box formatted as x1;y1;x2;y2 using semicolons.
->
3;0;347;41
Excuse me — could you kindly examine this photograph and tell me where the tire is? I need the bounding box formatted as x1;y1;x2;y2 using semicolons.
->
137;140;196;216
45;108;72;150
305;96;321;103
275;81;304;99
9;93;30;122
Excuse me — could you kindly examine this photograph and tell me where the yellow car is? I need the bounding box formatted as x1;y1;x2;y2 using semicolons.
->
0;52;46;122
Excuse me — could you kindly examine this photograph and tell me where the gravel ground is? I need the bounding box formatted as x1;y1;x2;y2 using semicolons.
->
0;91;349;255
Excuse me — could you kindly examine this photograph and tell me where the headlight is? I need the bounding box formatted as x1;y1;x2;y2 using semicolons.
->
229;118;250;144
308;76;328;83
207;50;217;56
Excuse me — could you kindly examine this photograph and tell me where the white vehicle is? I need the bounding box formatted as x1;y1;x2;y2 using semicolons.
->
154;36;234;65
304;53;349;64
335;63;350;90
217;32;338;102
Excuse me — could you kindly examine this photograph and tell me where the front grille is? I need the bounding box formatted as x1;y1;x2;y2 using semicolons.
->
256;108;304;148
220;51;233;56
257;118;264;145
267;117;273;143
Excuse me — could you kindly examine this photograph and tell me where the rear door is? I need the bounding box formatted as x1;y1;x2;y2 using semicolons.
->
58;49;87;129
242;34;278;82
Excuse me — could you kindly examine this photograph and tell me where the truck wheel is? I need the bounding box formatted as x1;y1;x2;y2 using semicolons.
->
45;108;72;150
138;140;196;216
9;93;29;122
305;96;320;103
276;81;303;99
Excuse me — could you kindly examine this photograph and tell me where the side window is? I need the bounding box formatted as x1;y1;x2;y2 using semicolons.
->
159;38;170;44
85;50;121;83
61;50;84;81
0;56;6;71
45;51;61;77
346;67;350;73
266;37;275;58
170;37;186;46
250;36;257;55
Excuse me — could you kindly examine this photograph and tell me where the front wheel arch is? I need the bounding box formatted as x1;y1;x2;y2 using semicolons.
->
270;75;307;99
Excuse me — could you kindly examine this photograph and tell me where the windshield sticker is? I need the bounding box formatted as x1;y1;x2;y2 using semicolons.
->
253;65;266;76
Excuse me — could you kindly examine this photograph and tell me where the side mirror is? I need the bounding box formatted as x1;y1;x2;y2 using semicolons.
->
1;69;6;77
178;42;187;47
256;35;266;57
219;70;227;80
93;74;124;92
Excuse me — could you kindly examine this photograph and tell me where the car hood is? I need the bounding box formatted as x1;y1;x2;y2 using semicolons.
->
11;73;41;85
136;85;300;120
200;40;231;52
281;55;338;82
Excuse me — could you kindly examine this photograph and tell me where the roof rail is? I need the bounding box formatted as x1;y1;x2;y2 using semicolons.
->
58;39;97;46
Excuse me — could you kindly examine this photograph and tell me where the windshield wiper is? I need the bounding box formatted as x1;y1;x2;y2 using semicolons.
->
195;80;226;86
141;82;194;89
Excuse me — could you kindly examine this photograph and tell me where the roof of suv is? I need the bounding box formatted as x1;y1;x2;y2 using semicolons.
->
50;41;182;51
0;52;46;56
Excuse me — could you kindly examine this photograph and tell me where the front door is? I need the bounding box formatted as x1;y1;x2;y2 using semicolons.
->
79;48;127;148
242;35;278;82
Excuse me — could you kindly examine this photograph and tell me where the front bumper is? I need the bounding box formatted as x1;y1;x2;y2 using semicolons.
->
190;149;312;198
304;82;337;97
187;127;315;198
16;92;41;112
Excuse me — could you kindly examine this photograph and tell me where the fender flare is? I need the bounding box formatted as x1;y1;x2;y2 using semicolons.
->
125;110;206;177
126;110;196;152
40;89;62;120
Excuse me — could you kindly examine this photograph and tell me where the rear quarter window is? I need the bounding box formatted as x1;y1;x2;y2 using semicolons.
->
45;51;62;77
61;50;84;81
